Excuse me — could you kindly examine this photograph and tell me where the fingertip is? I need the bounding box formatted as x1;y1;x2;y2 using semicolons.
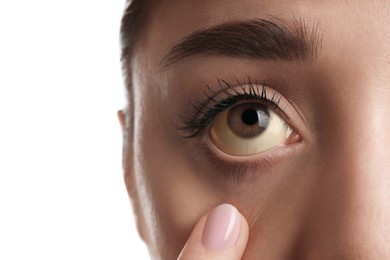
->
202;204;241;249
178;204;249;260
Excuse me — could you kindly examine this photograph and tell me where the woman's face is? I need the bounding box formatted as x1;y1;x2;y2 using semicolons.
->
122;0;390;258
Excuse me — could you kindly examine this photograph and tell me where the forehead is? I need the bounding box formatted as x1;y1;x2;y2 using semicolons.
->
134;0;390;70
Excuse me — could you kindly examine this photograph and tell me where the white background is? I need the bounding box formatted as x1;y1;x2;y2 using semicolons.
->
0;1;149;259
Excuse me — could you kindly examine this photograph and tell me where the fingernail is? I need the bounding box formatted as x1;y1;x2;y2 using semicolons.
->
202;204;241;249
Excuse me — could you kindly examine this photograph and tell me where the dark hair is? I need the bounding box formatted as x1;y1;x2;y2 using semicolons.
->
120;0;153;91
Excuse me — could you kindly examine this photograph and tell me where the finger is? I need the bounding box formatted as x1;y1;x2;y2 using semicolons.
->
178;204;249;260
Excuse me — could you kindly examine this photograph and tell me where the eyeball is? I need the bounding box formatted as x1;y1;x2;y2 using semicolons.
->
209;102;292;156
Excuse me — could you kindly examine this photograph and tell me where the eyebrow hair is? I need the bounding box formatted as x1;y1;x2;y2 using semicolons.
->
161;18;322;68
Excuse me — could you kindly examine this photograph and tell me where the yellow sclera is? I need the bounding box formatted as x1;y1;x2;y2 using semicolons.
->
210;105;290;156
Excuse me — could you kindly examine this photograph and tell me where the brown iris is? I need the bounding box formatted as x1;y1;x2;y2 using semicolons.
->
227;103;270;138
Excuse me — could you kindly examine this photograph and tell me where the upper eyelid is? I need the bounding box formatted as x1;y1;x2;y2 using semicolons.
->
198;80;289;120
176;78;291;139
200;79;273;109
202;78;263;105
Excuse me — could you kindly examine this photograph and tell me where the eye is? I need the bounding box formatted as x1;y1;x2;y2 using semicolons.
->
209;102;291;156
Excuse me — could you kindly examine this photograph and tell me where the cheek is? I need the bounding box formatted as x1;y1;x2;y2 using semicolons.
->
136;121;221;258
239;158;318;258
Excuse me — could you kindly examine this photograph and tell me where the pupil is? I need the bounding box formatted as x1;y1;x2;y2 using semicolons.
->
241;109;259;125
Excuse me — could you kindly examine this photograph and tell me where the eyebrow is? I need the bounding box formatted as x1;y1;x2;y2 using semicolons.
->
160;18;322;68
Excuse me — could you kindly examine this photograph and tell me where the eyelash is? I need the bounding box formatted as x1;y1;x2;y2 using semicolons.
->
177;77;284;139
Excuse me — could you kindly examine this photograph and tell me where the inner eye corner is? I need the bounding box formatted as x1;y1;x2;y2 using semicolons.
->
285;126;303;145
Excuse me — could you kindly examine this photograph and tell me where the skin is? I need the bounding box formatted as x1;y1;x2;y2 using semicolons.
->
119;0;390;259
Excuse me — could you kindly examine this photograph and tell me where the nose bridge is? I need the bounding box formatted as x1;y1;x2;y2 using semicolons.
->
304;89;390;257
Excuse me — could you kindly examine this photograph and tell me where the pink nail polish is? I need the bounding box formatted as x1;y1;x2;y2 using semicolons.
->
202;204;241;249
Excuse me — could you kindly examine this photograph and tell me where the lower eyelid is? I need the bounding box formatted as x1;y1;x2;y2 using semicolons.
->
201;135;302;184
